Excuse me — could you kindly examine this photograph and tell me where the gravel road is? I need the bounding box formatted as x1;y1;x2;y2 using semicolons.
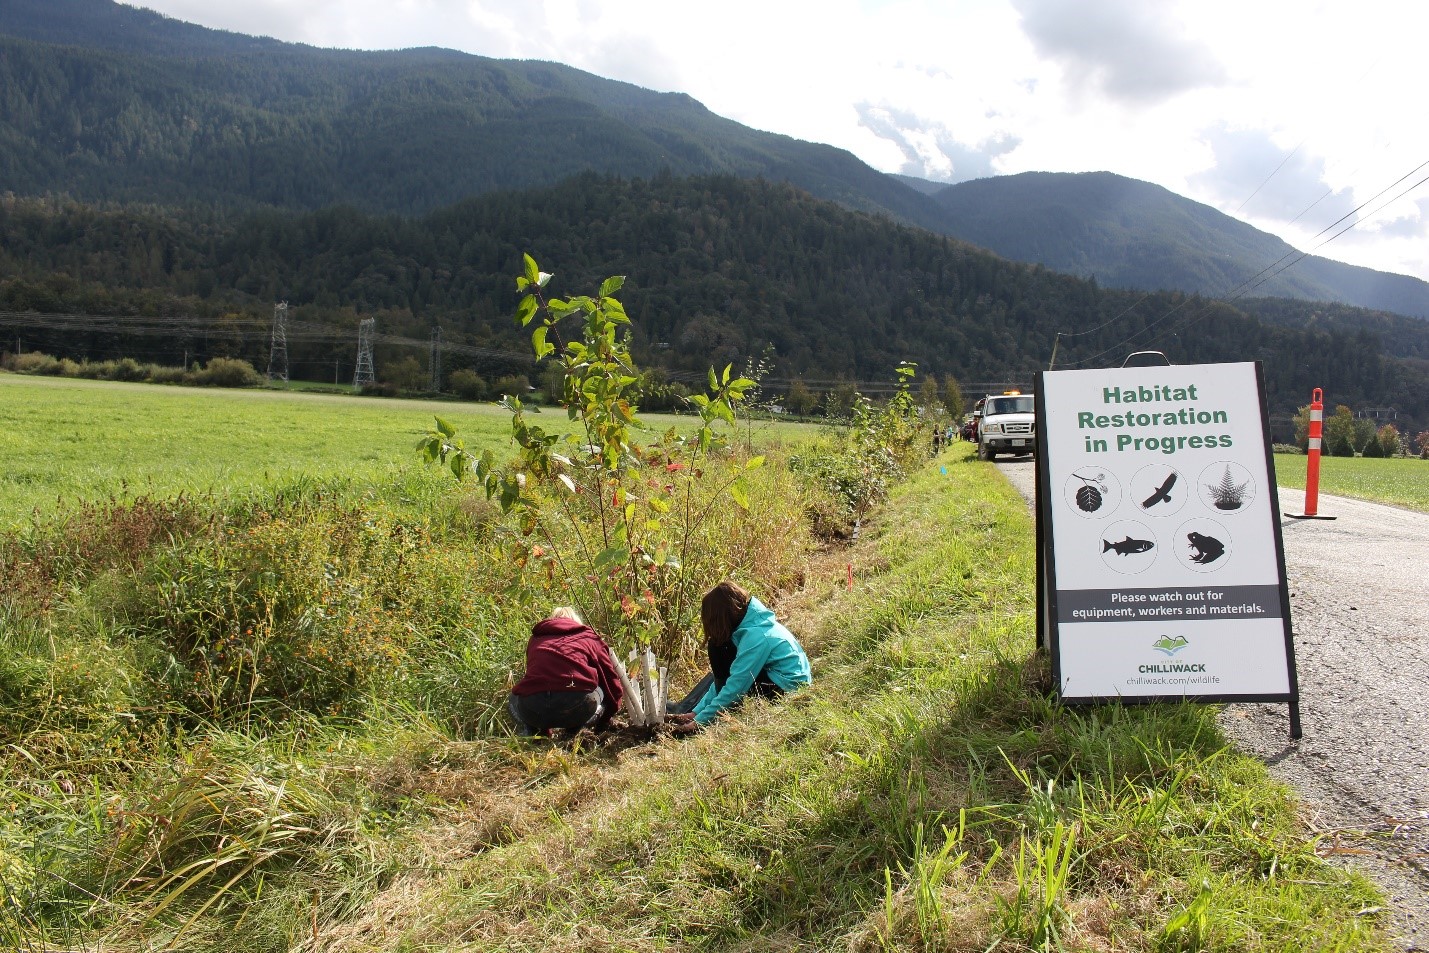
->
995;456;1429;950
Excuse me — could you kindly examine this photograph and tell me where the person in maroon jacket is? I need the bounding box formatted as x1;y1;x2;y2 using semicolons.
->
507;607;625;736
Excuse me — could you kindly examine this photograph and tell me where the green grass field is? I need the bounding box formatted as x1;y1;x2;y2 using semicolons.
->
1273;451;1429;513
0;375;815;529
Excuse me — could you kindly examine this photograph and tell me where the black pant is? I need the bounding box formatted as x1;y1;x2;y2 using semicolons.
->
508;687;604;735
669;641;783;714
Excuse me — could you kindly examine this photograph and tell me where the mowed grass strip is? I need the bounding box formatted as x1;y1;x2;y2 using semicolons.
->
334;446;1389;952
1273;452;1429;513
0;374;812;529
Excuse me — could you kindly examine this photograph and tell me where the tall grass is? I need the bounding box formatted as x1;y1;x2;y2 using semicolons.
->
0;430;1393;950
0;416;832;948
297;448;1387;952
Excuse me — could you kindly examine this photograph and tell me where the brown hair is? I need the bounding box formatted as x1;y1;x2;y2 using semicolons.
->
701;580;751;647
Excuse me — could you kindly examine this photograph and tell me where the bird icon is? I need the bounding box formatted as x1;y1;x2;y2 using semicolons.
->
1141;472;1177;509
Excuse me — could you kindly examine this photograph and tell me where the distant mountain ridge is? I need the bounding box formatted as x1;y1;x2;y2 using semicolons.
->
2;0;1428;324
929;172;1429;319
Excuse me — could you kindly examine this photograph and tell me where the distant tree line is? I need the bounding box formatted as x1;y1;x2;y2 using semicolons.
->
1;175;1426;434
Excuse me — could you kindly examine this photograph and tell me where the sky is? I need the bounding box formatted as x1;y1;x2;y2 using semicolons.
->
120;0;1429;282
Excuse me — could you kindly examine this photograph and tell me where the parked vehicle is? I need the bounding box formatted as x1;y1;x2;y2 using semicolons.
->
977;390;1036;460
1121;350;1171;367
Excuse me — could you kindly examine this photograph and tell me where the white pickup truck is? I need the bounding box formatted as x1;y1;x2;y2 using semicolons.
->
976;391;1036;460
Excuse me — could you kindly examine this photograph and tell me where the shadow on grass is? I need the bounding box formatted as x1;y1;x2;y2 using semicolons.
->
679;652;1233;949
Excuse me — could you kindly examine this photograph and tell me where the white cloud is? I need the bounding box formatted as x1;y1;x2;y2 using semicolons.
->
1011;0;1228;104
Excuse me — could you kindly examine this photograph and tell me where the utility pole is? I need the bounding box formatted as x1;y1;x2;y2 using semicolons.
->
353;318;375;389
429;326;442;393
267;302;289;382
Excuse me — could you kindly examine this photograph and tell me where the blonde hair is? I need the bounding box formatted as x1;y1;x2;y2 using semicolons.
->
550;606;583;623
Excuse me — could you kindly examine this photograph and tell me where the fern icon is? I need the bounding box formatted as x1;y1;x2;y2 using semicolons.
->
1207;466;1249;510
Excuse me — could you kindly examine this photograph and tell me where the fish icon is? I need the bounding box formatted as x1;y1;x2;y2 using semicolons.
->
1103;536;1154;555
1141;472;1177;509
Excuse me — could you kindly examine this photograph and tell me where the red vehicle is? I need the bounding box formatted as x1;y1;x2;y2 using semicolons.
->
961;399;985;441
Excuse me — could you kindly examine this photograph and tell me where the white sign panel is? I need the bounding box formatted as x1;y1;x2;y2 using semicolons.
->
1036;362;1299;706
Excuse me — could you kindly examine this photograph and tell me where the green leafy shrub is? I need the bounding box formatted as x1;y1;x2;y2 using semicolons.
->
448;367;487;400
3;351;63;375
490;373;530;398
148;364;188;384
127;502;471;720
109;357;147;382
190;357;261;388
419;256;767;660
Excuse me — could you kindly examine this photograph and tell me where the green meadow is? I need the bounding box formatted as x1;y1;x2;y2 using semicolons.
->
1273;451;1429;513
0;374;810;529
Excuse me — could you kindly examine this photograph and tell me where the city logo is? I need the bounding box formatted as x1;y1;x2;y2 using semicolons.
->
1152;635;1189;656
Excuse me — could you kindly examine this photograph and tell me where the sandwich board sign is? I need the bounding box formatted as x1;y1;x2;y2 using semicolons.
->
1034;361;1301;737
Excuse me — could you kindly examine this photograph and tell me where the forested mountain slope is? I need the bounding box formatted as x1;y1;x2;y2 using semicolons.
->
3;176;1424;429
4;0;1428;327
931;172;1429;319
0;0;941;228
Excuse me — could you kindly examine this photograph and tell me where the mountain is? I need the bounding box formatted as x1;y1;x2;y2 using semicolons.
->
3;0;1428;327
928;172;1429;319
0;0;945;229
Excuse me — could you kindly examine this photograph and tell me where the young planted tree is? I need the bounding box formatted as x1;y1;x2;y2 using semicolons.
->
918;373;942;421
1352;417;1377;455
419;256;759;659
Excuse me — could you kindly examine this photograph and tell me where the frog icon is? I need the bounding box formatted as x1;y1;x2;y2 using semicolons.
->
1186;531;1225;564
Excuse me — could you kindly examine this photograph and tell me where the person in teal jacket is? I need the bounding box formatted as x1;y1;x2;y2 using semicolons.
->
672;580;812;727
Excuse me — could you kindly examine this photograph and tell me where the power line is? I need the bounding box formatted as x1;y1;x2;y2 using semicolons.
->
1057;159;1429;368
0;308;1008;396
266;302;289;383
353;318;375;388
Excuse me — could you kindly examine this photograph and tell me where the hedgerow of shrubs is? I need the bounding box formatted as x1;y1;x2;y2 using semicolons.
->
1;350;262;387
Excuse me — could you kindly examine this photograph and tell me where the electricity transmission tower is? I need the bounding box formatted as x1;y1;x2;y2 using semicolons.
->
353;317;376;388
266;302;289;382
429;326;442;392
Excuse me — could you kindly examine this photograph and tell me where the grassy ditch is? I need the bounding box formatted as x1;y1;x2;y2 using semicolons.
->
324;448;1388;951
1273;451;1429;513
0;439;1391;950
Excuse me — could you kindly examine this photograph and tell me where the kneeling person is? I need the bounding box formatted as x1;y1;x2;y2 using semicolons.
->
679;581;811;727
508;607;625;735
